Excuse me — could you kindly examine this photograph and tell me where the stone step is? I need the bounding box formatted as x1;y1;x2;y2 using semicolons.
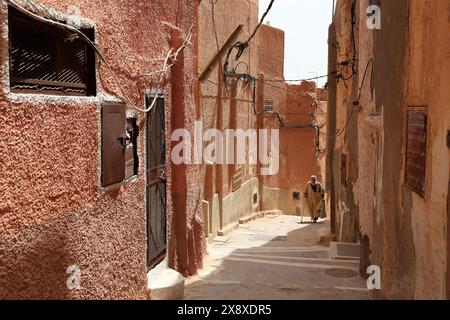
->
330;242;360;261
148;267;185;300
239;211;265;225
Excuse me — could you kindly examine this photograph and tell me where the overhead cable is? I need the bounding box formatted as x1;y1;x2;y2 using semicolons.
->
223;0;276;84
7;0;193;113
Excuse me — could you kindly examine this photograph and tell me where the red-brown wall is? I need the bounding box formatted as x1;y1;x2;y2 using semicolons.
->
0;0;203;299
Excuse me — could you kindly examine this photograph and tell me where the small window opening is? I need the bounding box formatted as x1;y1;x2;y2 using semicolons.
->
264;99;274;112
8;6;96;96
253;192;258;204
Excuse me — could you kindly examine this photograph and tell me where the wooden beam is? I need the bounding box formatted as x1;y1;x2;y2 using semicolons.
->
198;24;244;81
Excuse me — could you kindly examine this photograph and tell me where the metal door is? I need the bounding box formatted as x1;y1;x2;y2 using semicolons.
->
146;95;167;270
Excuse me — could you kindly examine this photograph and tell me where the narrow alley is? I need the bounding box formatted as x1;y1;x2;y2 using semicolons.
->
185;214;370;300
0;0;449;304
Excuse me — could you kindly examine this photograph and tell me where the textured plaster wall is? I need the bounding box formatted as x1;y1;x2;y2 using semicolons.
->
352;0;377;244
327;0;358;243
405;0;450;299
258;26;323;216
332;0;415;298
331;0;450;300
199;0;261;235
0;0;202;299
263;83;323;215
198;0;324;235
222;177;259;227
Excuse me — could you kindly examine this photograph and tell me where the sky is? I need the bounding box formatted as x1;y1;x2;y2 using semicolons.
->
259;0;335;87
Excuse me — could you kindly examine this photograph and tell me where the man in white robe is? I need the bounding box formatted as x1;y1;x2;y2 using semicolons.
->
304;176;324;223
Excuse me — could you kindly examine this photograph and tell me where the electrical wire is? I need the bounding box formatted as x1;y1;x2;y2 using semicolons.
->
333;0;358;82
329;108;354;140
248;0;275;45
222;0;276;85
201;0;327;150
350;0;358;75
6;0;193;114
205;73;325;151
354;58;374;106
264;74;330;83
209;0;221;53
262;80;318;100
205;78;320;105
328;57;374;140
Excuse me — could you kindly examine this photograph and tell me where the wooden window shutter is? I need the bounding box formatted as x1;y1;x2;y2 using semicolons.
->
406;109;427;197
102;103;126;187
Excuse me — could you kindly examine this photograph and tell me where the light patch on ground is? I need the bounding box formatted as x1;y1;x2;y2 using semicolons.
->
185;215;373;300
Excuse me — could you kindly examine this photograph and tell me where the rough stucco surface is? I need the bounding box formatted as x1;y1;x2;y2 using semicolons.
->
330;0;450;299
199;0;261;236
405;0;450;299
258;27;324;215
263;83;323;214
0;0;203;299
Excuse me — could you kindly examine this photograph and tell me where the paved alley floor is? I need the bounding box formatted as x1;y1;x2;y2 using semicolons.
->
185;215;373;300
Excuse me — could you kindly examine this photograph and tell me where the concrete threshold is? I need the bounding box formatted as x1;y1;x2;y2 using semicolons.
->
330;242;360;261
147;259;185;300
218;222;240;237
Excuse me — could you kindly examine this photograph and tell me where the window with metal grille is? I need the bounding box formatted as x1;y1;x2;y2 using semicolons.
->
264;99;274;112
406;108;427;197
8;7;96;96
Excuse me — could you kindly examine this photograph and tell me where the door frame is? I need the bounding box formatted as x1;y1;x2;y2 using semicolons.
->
145;91;168;271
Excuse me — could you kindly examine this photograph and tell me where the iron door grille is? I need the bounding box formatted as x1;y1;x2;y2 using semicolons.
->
8;7;96;96
146;96;167;270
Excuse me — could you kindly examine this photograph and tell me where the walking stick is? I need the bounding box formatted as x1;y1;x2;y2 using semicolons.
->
300;197;306;224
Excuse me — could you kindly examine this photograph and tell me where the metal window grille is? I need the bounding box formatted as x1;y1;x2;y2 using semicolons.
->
8;7;96;96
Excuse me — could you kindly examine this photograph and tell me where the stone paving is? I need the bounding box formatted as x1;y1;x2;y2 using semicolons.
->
185;215;373;300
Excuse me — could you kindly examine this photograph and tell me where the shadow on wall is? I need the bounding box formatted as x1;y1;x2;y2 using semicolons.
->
0;192;149;300
0;216;71;300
